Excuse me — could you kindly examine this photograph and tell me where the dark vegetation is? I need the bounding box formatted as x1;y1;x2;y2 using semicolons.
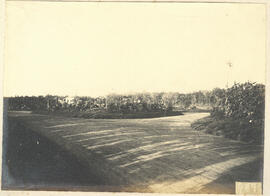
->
5;82;265;142
191;82;265;144
33;110;184;119
7;90;217;118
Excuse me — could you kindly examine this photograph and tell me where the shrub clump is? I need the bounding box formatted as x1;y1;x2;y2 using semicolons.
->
192;82;265;144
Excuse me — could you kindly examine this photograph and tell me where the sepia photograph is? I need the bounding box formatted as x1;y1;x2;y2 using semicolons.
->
1;1;268;195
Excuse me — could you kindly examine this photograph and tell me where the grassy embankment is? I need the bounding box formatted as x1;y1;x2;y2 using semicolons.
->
31;105;212;119
32;110;184;119
191;116;264;144
2;115;103;190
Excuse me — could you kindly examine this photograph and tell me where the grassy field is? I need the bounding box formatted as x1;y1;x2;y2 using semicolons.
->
3;111;264;193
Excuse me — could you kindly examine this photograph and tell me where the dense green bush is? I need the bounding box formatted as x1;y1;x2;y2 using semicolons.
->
211;82;265;121
224;82;265;120
193;82;265;144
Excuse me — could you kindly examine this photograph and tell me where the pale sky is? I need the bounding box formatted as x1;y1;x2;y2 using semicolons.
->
4;2;266;97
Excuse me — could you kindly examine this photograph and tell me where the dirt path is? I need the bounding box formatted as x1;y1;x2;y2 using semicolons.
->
5;112;263;193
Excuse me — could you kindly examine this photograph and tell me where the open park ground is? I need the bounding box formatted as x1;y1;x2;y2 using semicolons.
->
2;111;263;194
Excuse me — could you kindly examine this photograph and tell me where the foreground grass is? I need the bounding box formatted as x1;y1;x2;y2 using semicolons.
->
2;116;103;190
4;112;263;193
191;116;264;144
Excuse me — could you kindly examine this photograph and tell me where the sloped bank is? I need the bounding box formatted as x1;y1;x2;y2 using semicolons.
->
191;116;264;144
32;110;184;119
2;116;104;190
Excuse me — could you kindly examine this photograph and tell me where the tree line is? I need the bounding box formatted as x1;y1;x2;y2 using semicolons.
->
7;82;265;120
7;90;222;113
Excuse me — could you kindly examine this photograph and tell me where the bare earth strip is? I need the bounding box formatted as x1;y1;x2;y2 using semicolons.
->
8;112;263;193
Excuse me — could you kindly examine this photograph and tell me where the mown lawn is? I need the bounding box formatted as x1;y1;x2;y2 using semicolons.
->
3;111;264;193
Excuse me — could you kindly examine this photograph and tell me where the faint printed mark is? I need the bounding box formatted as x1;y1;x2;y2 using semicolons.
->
235;182;262;195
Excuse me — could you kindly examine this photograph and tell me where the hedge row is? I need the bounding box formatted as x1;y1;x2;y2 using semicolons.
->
7;82;265;120
7;91;221;113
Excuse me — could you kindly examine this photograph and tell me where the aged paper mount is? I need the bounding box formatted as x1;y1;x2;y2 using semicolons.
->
0;0;270;196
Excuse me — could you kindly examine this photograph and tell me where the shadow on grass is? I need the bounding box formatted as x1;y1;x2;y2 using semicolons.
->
199;158;263;194
2;109;264;193
2;116;104;191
